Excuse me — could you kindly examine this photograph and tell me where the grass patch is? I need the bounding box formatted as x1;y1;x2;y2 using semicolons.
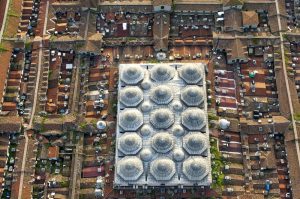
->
210;138;225;191
0;43;8;53
293;112;300;121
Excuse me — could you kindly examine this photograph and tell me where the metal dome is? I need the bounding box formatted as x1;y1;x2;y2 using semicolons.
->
181;86;204;106
119;109;143;131
151;132;174;153
173;148;185;162
140;101;152;112
96;120;106;130
150;158;176;181
172;125;185;137
150;109;175;129
183;132;208;155
140;148;153;162
172;101;183;111
118;133;143;155
182;157;209;181
117;157;144;181
121;65;144;85
182;108;206;131
141;79;152;90
219;118;230;130
120;87;144;107
179;65;203;84
150;85;173;105
150;65;175;82
140;125;153;137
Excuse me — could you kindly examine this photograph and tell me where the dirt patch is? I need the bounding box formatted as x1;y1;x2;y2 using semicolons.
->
3;0;22;38
0;0;8;28
0;41;12;102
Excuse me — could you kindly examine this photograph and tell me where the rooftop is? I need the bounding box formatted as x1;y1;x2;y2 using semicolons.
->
115;63;211;187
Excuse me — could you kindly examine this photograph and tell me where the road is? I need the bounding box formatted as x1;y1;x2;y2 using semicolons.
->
275;0;300;170
18;39;43;199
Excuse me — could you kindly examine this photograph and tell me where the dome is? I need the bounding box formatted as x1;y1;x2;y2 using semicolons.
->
150;65;175;82
183;132;208;155
173;148;185;162
140;101;152;112
118;133;142;154
141;79;152;90
121;65;144;85
182;157;209;181
181;86;204;106
150;85;173;105
96;120;106;130
119;109;143;131
182;108;206;131
172;101;183;111
151;132;174;153
117;157;144;181
219;118;230;130
140;148;153;162
140;125;152;137
120;87;143;107
179;65;203;84
172;125;185;137
150;109;175;129
150;158;176;181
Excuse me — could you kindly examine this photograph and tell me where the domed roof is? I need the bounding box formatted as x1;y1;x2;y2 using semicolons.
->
120;87;143;107
141;79;152;90
150;109;175;129
172;101;183;111
117;157;144;181
183;132;208;155
150;85;173;105
140;101;152;112
140;148;153;162
173;148;185;162
119;109;143;131
181;86;204;106
150;158;176;181
140;125;152;137
151;132;174;153
96;120;106;130
179;65;203;84
150;65;175;82
219;118;230;130
182;108;206;131
118;133;142;154
121;65;144;85
172;125;185;137
182;157;209;181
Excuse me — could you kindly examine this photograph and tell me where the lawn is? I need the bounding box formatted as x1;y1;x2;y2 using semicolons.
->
210;138;225;191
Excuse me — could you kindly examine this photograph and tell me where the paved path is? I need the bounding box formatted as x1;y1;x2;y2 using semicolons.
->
18;39;43;199
275;0;300;170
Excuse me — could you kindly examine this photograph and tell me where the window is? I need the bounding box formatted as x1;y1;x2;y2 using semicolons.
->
161;6;165;10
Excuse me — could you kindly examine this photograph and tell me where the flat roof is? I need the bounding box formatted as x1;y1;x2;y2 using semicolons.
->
114;63;211;187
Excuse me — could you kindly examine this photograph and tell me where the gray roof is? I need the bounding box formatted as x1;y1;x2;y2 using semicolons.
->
150;108;175;129
115;63;211;187
119;86;144;107
150;85;174;105
181;86;204;106
150;158;176;181
118;133;143;155
179;64;204;84
119;109;143;131
182;108;206;131
150;64;175;82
